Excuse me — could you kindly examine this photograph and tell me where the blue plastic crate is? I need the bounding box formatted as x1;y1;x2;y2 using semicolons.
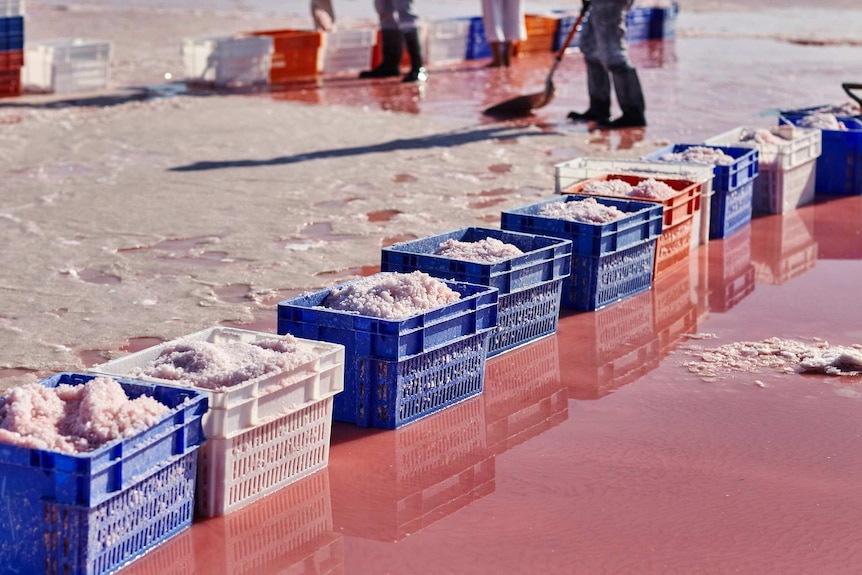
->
566;240;656;311
779;110;862;195
625;6;652;43
644;144;760;192
489;277;563;355
0;15;23;51
466;16;491;60
277;277;497;428
648;2;679;40
500;194;663;257
0;372;206;575
551;11;582;51
711;179;754;239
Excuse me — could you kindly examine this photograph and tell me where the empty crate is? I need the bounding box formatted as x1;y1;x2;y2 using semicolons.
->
321;28;376;75
0;372;206;575
182;34;273;86
381;227;572;357
90;327;345;517
501;193;663;311
278;275;498;429
425;18;472;65
251;28;323;82
706;125;822;214
22;38;111;93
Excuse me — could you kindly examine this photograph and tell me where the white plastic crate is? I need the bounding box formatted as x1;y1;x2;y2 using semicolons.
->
22;39;112;93
554;156;715;251
182;34;273;86
321;28;376;75
0;0;23;16
425;18;471;65
705;126;822;214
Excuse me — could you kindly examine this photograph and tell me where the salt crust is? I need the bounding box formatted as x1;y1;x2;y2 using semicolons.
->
0;376;169;454
133;334;314;390
323;271;461;319
797;113;847;131
582;178;678;200
539;197;626;223
661;146;735;166
435;237;524;263
814;101;862;116
682;337;862;379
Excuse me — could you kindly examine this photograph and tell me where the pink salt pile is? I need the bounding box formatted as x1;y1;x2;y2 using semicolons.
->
435;237;523;263
132;334;314;390
814;101;861;116
797;113;846;131
630;178;677;200
661;146;735;166
581;178;633;197
681;337;862;380
323;271;460;319
0;376;169;454
582;178;677;200
539;197;626;224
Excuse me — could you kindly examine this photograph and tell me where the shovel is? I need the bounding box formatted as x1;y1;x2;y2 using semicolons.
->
483;5;590;118
842;82;862;110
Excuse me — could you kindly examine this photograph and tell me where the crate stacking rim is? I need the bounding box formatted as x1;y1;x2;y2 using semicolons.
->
89;326;346;517
500;194;663;311
0;372;206;575
380;227;572;358
278;277;498;429
562;173;701;277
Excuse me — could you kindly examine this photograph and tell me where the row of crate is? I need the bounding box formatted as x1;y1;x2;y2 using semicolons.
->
0;36;113;96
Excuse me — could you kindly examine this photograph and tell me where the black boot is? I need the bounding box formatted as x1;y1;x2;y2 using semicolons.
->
600;65;646;128
567;99;611;122
568;60;612;122
401;28;428;83
359;28;403;79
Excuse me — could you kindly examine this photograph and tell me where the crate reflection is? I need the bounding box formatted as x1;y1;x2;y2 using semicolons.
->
708;225;756;312
751;209;818;285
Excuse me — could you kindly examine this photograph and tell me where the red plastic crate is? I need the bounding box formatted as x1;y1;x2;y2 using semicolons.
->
0;48;22;70
251;29;322;82
0;67;20;97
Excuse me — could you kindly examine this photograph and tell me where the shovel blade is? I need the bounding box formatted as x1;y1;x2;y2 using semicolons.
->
483;86;553;118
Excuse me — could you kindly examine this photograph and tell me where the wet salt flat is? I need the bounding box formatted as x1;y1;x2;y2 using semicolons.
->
2;1;862;573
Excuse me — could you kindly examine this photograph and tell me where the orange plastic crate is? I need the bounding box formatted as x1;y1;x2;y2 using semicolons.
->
0;49;23;71
0;68;21;98
517;15;556;53
251;29;322;82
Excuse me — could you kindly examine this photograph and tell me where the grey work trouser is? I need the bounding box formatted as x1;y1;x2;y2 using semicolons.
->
375;0;418;31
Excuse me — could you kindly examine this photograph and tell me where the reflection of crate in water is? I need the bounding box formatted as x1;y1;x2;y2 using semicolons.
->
483;337;568;454
652;256;697;356
330;397;494;542
751;209;818;285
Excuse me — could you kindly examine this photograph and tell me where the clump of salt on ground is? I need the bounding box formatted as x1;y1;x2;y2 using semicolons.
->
539;196;626;223
323;271;460;319
681;337;862;380
661;146;735;166
133;334;314;390
435;237;523;263
582;178;677;200
0;376;169;453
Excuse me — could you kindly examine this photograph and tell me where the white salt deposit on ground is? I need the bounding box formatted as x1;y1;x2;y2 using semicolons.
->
0;376;169;453
133;334;314;390
539;197;627;223
661;146;736;166
435;237;523;263
797;113;846;131
681;337;862;380
323;271;461;319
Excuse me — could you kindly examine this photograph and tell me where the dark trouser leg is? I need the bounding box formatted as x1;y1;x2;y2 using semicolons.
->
401;28;428;83
603;64;646;128
567;59;612;121
359;28;403;78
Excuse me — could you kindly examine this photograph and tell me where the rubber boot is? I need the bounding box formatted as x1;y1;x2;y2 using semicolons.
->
401;29;428;83
601;65;647;128
567;60;611;122
359;29;403;79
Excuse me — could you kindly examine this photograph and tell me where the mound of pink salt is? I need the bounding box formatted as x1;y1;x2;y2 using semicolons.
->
814;101;861;116
797;113;846;131
435;237;523;263
539;197;626;224
133;334;314;390
630;178;677;200
0;376;169;454
581;179;633;197
323;271;460;319
661;146;735;166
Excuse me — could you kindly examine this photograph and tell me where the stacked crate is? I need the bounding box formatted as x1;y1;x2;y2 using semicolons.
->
22;38;111;93
706;125;822;214
0;0;23;98
501;194;664;311
0;373;207;575
91;327;346;517
182;34;273;87
644;144;760;239
250;28;323;83
380;227;571;357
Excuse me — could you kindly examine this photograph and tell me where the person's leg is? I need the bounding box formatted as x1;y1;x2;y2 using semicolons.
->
396;0;427;82
597;0;646;127
567;9;611;122
483;0;504;67
500;0;526;67
359;0;403;78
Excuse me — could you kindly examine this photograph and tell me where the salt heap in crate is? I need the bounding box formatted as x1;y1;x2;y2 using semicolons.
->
90;326;345;517
380;227;572;357
278;271;498;429
642;144;759;240
0;372;206;575
501;193;663;311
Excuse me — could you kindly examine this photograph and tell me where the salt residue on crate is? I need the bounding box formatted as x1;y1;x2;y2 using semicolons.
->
435;237;524;263
813;101;862;116
131;334;314;390
796;113;847;131
538;196;626;223
0;376;169;453
661;145;735;165
681;337;862;379
323;270;461;319
582;178;677;200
